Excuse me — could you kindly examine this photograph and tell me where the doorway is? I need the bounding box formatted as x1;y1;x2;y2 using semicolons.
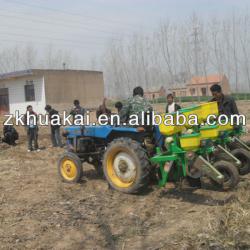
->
0;88;9;114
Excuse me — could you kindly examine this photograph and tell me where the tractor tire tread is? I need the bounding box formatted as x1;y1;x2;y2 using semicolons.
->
58;151;83;183
103;137;151;194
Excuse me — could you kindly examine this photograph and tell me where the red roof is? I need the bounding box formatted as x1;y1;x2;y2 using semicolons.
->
189;74;224;85
144;90;161;94
144;86;166;94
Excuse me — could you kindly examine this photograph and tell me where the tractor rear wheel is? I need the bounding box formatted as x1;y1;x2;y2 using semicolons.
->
212;160;239;191
231;148;250;175
103;138;151;193
58;152;83;183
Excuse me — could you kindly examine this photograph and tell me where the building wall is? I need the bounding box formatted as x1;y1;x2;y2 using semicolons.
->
170;75;231;97
187;81;231;96
169;88;187;97
0;76;46;114
144;87;166;100
43;70;104;111
144;92;161;100
187;84;211;96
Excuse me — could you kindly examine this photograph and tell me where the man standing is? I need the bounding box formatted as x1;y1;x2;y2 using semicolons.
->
165;93;181;113
96;98;111;119
70;100;85;122
45;105;63;148
24;105;40;152
210;84;239;116
119;86;153;125
115;101;123;114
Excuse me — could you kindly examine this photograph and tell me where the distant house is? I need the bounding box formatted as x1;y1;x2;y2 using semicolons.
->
168;84;187;97
144;86;166;100
0;69;104;114
169;74;231;97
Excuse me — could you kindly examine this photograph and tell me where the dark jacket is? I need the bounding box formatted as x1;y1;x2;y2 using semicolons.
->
96;107;111;119
2;125;18;145
166;103;181;113
211;95;239;117
3;125;18;138
23;111;38;129
48;109;61;128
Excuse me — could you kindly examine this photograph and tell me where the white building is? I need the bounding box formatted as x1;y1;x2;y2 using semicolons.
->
0;69;104;115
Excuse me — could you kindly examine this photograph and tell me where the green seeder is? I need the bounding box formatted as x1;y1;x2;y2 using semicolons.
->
150;102;249;190
200;123;250;175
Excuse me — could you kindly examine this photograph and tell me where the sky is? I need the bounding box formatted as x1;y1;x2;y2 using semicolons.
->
0;0;249;69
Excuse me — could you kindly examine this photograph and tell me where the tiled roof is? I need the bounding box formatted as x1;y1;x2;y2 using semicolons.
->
189;74;224;85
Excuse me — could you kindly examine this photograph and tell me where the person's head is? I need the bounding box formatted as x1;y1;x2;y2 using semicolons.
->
167;93;174;105
74;99;80;106
45;104;52;112
27;105;33;112
133;86;144;97
210;84;223;100
115;101;123;112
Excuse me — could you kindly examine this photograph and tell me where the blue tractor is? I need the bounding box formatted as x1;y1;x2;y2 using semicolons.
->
58;125;160;193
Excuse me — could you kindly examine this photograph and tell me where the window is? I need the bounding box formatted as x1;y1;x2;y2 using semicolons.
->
190;88;196;96
201;87;207;96
180;91;186;97
25;81;35;101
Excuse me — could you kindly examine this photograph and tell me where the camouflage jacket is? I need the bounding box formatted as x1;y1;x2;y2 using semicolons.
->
119;95;153;124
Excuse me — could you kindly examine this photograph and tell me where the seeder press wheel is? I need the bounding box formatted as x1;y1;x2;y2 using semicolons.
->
212;160;239;191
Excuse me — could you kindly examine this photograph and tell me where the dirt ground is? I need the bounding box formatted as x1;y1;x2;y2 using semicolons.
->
0;101;250;250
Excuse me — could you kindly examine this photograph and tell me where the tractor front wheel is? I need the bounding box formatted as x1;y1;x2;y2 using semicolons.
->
231;148;250;175
213;160;239;191
58;152;83;183
103;138;150;193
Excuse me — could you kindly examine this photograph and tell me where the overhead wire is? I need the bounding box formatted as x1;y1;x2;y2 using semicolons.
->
7;0;142;30
0;12;129;37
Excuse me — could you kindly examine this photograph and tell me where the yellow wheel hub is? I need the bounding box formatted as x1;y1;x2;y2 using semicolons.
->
106;149;137;188
61;159;77;181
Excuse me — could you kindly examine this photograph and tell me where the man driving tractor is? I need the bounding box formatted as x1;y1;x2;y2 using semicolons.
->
119;86;153;125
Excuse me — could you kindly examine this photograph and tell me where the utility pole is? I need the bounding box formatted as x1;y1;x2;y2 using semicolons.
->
192;26;200;77
191;25;201;102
